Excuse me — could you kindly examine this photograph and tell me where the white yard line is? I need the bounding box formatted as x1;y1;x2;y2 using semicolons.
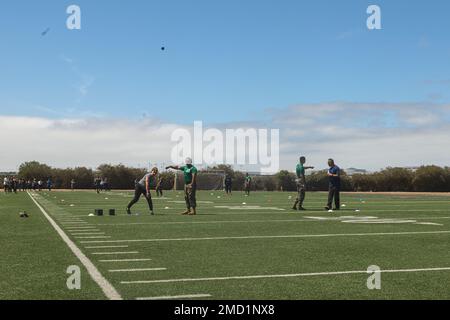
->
74;236;111;239
122;267;450;285
96;219;316;226
71;233;106;236
109;268;166;273
92;251;139;255
85;245;129;249
94;216;450;227
27;192;122;300
80;230;450;244
136;294;211;300
66;225;97;227
415;222;444;226
99;258;152;262
61;222;89;225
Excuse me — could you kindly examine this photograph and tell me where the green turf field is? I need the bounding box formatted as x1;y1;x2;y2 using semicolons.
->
1;190;449;300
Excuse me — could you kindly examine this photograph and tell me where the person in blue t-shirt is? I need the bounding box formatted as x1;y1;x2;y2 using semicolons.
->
325;158;341;211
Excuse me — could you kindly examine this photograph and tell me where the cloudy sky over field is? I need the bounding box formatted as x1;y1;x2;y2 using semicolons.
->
1;1;450;172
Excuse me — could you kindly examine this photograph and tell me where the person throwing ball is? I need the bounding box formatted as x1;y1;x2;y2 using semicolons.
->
126;167;158;215
166;158;198;215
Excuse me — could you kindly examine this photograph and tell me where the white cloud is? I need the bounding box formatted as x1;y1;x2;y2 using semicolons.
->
274;102;450;170
0;102;449;172
0;116;185;171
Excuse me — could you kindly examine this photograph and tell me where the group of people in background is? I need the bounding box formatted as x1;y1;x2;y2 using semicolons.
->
224;173;252;196
94;177;110;193
2;177;53;193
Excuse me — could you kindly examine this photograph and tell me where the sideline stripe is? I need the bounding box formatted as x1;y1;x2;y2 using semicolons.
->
136;294;211;300
27;192;122;300
81;230;450;244
122;267;450;284
109;268;166;273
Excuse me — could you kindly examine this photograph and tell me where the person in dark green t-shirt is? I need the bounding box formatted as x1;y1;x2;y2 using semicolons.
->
292;156;314;211
166;157;198;215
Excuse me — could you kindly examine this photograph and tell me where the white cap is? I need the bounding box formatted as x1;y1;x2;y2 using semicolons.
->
185;157;193;165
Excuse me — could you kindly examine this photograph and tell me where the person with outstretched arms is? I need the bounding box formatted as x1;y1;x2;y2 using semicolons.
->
166;158;198;215
292;156;314;211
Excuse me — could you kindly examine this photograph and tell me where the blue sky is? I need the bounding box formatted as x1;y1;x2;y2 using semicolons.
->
0;1;449;171
1;0;449;124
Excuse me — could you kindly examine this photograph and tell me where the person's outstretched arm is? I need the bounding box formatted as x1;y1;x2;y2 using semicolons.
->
166;165;182;171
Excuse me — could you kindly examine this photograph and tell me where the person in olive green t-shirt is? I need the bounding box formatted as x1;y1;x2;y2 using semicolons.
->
166;157;198;215
244;173;252;196
292;156;314;211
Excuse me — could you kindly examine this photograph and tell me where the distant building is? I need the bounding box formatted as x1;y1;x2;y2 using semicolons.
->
0;172;17;177
403;166;420;172
345;168;368;176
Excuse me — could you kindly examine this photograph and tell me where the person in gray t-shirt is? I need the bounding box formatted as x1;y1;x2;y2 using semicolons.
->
126;167;158;215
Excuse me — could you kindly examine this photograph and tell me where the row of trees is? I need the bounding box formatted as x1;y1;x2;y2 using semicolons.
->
7;162;450;192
